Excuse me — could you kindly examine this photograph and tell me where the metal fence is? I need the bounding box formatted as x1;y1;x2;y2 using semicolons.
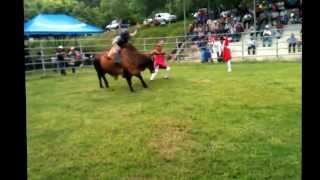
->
24;27;302;74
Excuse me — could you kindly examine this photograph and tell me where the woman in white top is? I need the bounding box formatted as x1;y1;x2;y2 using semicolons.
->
210;35;222;61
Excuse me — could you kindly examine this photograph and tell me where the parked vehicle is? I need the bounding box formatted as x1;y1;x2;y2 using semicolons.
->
154;13;177;23
105;20;129;31
143;18;153;25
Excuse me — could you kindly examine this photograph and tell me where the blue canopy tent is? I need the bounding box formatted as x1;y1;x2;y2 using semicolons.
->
24;14;103;72
24;13;103;37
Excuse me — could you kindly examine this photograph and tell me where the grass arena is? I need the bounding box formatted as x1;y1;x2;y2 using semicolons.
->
26;61;301;179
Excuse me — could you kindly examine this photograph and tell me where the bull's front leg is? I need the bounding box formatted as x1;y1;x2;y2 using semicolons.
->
136;73;148;88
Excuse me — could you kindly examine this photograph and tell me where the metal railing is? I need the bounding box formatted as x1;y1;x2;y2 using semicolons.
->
24;27;302;74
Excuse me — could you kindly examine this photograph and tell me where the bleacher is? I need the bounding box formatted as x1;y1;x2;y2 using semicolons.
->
227;23;302;61
173;23;301;62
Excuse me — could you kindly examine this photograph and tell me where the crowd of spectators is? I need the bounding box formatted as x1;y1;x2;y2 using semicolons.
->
185;1;301;60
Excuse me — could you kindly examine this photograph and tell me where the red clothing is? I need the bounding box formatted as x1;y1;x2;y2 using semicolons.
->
209;34;218;42
153;52;168;69
222;39;231;62
153;43;168;69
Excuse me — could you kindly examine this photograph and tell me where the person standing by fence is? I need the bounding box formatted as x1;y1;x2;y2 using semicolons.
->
287;33;297;53
262;25;272;47
297;31;302;52
56;45;67;76
222;36;232;72
208;34;222;62
247;37;256;55
68;47;77;73
197;34;211;63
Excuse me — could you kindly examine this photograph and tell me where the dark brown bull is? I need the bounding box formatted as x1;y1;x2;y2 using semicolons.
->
93;43;155;92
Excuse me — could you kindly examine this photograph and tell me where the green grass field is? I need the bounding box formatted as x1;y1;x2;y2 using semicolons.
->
26;61;301;179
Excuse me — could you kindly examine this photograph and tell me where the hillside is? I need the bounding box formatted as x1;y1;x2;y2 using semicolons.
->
94;20;191;52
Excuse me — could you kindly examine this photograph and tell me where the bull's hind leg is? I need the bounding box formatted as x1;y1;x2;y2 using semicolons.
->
96;72;104;88
93;59;104;88
125;76;134;92
137;74;148;88
101;74;109;88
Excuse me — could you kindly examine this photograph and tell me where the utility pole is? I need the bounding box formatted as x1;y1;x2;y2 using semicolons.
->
208;0;210;19
183;0;187;38
253;0;256;31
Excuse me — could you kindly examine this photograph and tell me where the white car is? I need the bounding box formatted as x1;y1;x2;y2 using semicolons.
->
154;13;177;23
143;18;153;25
105;20;129;31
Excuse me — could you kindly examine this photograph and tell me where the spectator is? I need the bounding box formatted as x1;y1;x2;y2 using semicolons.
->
262;25;272;47
75;48;84;68
250;26;256;37
191;26;201;41
297;31;302;52
197;9;208;26
242;13;252;29
224;22;231;33
56;45;66;76
289;11;297;24
208;20;215;33
187;23;195;36
287;33;297;53
280;10;289;25
271;2;278;12
276;1;285;11
229;25;237;42
197;35;211;63
212;20;220;33
218;19;225;34
259;11;269;28
211;35;222;61
247;37;256;55
68;47;77;73
234;21;244;42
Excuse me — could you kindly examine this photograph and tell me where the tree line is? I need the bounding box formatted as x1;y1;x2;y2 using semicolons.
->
24;0;251;28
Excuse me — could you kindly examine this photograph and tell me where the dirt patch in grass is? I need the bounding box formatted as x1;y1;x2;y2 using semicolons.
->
148;118;196;161
189;79;212;84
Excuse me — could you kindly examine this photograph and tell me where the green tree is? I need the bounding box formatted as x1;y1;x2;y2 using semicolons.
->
24;0;248;27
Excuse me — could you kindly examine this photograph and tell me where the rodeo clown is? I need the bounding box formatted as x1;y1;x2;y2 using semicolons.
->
150;40;171;81
222;35;232;72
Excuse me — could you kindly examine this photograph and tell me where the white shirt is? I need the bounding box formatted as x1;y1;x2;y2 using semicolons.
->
263;29;272;36
248;39;256;46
